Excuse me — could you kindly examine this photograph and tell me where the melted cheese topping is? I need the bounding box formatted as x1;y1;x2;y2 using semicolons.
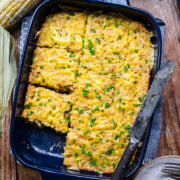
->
23;10;153;174
22;85;71;133
37;12;87;52
64;12;153;173
29;48;81;92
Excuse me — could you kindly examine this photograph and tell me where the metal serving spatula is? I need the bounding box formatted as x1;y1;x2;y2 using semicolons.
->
112;60;176;180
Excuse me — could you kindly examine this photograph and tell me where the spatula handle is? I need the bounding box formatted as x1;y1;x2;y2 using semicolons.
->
112;141;138;180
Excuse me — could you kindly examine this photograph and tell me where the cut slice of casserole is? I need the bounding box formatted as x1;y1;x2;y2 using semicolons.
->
22;85;71;133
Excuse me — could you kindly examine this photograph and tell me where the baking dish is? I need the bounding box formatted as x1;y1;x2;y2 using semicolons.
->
10;0;162;179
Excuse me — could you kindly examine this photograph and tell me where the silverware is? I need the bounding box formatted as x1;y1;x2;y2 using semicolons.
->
112;60;176;180
162;162;180;179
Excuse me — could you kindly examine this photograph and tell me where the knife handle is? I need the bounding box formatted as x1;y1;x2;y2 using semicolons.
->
112;141;138;180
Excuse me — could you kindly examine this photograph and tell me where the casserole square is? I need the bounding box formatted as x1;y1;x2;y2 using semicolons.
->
22;85;71;133
29;47;81;92
64;128;130;174
37;11;87;52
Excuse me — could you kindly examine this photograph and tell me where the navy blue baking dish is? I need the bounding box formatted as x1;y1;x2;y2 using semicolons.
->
10;0;162;179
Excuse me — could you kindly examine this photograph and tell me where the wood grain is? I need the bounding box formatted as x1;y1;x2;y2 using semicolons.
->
0;25;21;180
131;0;180;156
0;98;17;180
0;0;179;179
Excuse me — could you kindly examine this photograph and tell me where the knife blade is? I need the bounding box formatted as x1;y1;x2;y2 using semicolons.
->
112;60;176;180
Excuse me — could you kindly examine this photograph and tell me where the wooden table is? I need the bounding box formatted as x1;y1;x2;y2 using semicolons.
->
0;0;180;179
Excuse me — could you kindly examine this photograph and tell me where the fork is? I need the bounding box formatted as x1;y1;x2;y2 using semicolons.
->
161;162;180;179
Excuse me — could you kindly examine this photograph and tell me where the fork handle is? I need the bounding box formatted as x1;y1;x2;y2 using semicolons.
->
112;141;138;180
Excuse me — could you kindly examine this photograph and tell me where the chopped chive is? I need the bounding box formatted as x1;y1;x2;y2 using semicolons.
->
114;21;118;27
106;148;114;155
115;134;120;140
113;119;117;129
75;153;78;158
85;83;91;87
118;35;122;40
118;98;122;102
125;125;131;130
88;151;92;157
105;103;110;109
27;111;32;115
87;39;95;55
96;37;101;44
82;89;89;97
81;65;87;69
138;97;143;102
106;84;115;92
82;89;89;93
90;118;97;127
92;106;99;112
124;64;130;72
134;49;139;53
96;96;101;100
107;17;111;20
103;25;107;29
25;104;32;108
112;162;116;167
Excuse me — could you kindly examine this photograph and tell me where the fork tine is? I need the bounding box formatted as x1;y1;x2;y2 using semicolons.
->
162;173;180;179
164;166;180;170
161;162;180;179
162;170;180;177
167;174;180;180
162;169;180;175
164;163;180;166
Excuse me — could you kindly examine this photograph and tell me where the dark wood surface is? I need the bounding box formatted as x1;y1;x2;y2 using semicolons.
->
0;0;179;179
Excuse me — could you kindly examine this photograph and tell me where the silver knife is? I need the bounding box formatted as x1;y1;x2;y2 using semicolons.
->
112;60;176;180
